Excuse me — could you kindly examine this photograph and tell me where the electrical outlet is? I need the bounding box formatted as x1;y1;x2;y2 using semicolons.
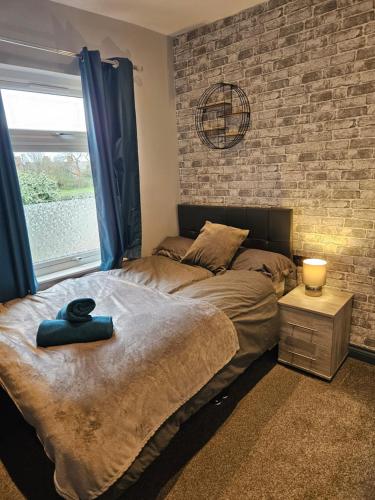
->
293;255;306;267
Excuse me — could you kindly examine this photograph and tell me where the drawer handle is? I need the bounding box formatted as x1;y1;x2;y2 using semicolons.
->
287;322;317;334
283;349;316;361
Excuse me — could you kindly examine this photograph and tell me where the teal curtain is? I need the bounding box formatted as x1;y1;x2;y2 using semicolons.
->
0;91;37;302
79;47;142;270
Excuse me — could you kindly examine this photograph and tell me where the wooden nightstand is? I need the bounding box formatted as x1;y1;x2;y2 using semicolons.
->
278;284;353;380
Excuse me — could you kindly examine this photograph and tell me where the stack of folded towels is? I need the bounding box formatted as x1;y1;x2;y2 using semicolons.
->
37;298;113;348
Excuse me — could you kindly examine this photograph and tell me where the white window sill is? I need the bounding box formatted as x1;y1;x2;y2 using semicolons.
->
38;261;101;290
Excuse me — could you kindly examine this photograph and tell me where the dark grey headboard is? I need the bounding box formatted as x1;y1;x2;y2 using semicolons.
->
178;204;293;258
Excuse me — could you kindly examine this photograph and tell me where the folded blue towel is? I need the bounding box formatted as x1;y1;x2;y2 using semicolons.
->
37;317;113;348
56;298;96;322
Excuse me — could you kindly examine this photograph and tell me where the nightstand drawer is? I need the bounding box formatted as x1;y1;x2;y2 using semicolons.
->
280;307;333;349
281;335;318;358
278;340;331;378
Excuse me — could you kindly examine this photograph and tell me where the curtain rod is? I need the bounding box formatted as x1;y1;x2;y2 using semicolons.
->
0;37;142;71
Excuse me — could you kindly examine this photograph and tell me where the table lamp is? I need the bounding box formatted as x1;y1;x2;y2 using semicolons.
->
302;258;327;297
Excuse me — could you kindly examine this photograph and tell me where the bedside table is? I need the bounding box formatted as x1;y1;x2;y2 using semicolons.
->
278;284;353;380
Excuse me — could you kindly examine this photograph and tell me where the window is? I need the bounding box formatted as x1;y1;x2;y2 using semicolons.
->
1;81;100;278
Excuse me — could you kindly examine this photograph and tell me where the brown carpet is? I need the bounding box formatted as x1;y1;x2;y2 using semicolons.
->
1;355;374;500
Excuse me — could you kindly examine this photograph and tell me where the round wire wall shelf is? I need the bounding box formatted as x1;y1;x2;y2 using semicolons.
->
195;82;250;150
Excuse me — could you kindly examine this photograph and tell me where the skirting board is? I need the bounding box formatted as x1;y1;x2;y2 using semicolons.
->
349;345;375;365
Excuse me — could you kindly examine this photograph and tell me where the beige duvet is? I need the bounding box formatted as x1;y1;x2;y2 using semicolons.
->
119;259;279;356
118;255;213;293
0;271;238;499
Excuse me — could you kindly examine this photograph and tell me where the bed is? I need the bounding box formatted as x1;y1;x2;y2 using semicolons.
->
0;204;293;500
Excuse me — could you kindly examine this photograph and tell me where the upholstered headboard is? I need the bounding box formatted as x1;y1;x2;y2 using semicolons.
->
178;204;293;258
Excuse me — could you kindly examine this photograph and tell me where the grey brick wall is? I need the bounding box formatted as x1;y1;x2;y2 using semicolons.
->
173;0;375;350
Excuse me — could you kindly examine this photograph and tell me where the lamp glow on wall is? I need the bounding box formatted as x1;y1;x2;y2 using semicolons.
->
302;258;327;297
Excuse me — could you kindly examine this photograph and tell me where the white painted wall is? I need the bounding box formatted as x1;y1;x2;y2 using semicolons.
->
0;0;179;255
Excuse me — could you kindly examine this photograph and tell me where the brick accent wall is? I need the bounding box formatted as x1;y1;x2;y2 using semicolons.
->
173;0;375;350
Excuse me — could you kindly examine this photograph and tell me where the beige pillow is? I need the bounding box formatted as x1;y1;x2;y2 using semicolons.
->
231;247;295;282
153;236;194;261
181;221;249;273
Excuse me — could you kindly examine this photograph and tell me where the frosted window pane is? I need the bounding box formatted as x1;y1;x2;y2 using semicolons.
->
14;152;100;264
2;90;86;131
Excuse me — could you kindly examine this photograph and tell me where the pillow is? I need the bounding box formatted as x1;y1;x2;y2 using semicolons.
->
230;247;295;282
181;221;249;274
152;236;194;261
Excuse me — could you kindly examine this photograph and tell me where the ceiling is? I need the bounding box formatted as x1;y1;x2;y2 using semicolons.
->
52;0;261;35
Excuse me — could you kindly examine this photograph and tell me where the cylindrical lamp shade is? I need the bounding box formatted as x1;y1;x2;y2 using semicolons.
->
302;259;327;297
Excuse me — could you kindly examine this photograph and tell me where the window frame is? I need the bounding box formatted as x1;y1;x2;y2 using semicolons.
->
10;129;89;152
1;65;100;278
